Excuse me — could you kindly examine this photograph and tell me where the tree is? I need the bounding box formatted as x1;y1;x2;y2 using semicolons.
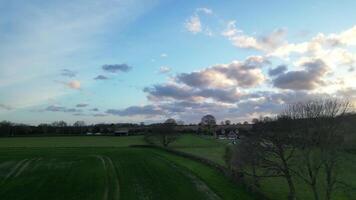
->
225;120;231;125
226;134;265;188
152;119;179;147
283;99;351;200
73;121;86;134
227;116;298;200
0;121;13;136
251;116;298;200
200;115;217;137
52;121;67;127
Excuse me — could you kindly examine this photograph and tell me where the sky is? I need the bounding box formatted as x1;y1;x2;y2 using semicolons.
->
0;0;356;125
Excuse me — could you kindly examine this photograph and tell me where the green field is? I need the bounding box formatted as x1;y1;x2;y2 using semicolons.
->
0;136;254;200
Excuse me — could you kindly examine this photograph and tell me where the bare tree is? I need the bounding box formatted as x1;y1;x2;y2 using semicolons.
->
283;99;350;200
226;134;265;188
73;121;86;134
152;118;179;147
228;116;298;200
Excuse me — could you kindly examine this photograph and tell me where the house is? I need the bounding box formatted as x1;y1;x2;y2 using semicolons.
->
114;129;129;136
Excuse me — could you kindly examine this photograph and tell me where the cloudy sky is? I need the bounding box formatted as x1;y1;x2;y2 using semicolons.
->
1;0;356;124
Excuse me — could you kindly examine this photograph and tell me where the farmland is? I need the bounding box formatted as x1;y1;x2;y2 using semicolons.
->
0;136;254;200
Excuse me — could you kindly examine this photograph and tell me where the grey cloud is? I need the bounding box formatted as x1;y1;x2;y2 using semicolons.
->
106;105;164;116
197;88;242;103
61;69;77;77
93;113;107;117
45;105;82;113
90;108;99;111
0;103;13;110
76;103;88;108
259;28;287;50
102;64;132;73
269;65;287;76
144;84;242;103
273;59;328;90
94;75;109;80
177;58;267;89
144;84;195;101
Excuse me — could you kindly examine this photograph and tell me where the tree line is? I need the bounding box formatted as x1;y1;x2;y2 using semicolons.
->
225;99;356;200
0;121;142;136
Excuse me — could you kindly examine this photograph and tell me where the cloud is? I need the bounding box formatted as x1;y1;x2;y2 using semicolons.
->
184;7;213;35
0;103;13;110
90;108;99;112
196;8;213;15
76;103;88;108
176;57;267;89
45;105;81;113
102;64;132;73
158;66;171;74
60;69;77;77
268;65;288;76
270;26;356;58
272;59;329;90
106;105;164;116
144;82;243;104
222;21;287;51
185;15;202;34
67;80;81;89
144;84;196;101
160;53;168;57
144;56;269;104
94;75;109;80
93;113;107;117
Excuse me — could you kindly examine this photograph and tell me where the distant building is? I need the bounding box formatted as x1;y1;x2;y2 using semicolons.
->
114;129;129;136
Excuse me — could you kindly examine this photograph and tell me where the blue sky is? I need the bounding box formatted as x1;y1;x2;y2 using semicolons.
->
1;0;356;125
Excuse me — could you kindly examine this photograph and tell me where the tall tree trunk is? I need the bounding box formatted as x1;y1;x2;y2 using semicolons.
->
311;183;319;200
285;171;296;200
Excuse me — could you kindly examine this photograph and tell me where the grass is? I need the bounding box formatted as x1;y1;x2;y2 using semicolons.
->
150;134;232;166
0;136;255;200
0;136;145;147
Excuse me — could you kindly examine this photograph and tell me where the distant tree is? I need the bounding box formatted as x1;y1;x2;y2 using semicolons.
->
38;123;51;135
164;118;176;124
176;120;185;125
52;121;67;127
251;118;259;124
73;121;86;134
225;120;231;125
0;121;13;136
200;115;217;137
152;119;179;147
243;121;249;125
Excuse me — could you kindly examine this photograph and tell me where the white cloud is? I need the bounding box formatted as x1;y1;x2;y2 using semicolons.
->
185;15;202;34
196;8;213;15
184;7;214;35
159;66;171;74
222;21;287;51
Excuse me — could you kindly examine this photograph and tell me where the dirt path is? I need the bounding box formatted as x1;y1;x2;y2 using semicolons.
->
14;158;40;177
154;155;221;200
3;159;28;181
